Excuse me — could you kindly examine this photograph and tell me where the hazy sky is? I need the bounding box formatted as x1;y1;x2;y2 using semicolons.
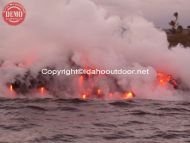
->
93;0;190;28
0;0;189;28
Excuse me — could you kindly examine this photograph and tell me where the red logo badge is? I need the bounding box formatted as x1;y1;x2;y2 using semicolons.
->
2;2;26;26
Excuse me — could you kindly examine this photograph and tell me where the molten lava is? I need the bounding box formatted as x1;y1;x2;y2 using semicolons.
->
81;94;87;100
8;84;16;96
97;89;101;95
39;86;46;95
77;65;137;100
157;72;178;89
157;72;171;86
123;91;135;100
9;84;13;92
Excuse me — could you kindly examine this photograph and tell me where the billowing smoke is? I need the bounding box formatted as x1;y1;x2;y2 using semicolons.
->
0;0;190;100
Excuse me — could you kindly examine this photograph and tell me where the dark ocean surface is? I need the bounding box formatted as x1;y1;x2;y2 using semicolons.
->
0;98;190;143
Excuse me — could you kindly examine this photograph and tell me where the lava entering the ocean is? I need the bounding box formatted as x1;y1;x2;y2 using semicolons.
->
157;72;178;89
4;61;183;100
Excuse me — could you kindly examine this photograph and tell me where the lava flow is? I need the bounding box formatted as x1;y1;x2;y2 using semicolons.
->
38;86;46;95
9;84;13;92
8;84;16;96
122;91;135;100
157;72;178;89
78;66;135;100
81;93;87;100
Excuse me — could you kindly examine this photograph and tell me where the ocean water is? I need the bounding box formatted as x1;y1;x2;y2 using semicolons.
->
0;98;190;143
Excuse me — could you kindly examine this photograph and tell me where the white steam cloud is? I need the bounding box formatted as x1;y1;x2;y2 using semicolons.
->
0;0;190;100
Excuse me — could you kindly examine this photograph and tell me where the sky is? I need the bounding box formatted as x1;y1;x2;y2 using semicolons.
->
93;0;190;28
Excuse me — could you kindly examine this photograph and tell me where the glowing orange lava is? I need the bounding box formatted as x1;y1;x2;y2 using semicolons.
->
97;89;101;95
39;87;46;95
157;72;172;86
81;94;87;100
79;75;84;87
8;84;16;96
9;84;14;92
78;64;137;100
123;91;134;100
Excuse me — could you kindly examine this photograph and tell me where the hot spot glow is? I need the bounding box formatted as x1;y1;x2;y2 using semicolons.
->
81;94;87;100
39;87;46;95
79;75;84;86
9;84;14;92
157;72;172;86
8;84;16;96
109;93;113;97
123;91;134;100
97;89;101;95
